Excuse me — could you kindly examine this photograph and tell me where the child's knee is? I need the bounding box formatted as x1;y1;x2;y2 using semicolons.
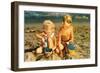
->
36;46;43;54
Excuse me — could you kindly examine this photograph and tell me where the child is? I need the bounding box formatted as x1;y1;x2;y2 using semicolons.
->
57;15;76;59
36;20;56;58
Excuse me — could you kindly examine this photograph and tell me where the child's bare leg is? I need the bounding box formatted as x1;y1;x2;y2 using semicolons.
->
64;50;69;59
36;46;43;54
59;51;64;59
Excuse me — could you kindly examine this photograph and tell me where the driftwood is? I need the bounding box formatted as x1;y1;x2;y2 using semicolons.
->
25;47;37;53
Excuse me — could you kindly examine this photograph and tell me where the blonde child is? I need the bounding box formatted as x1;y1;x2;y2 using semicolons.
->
57;15;77;59
36;20;56;57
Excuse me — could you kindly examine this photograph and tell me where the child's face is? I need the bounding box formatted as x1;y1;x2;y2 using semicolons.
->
45;25;55;35
63;15;72;26
43;20;55;36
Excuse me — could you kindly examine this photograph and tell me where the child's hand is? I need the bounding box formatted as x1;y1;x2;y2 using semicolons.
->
58;44;64;50
55;48;60;54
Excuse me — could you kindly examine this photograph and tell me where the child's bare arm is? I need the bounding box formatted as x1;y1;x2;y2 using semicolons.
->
58;25;63;46
58;31;61;46
57;30;64;50
36;32;44;39
36;34;42;39
70;26;74;42
53;37;56;50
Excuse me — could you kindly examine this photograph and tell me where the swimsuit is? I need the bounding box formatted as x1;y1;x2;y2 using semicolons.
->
42;33;54;53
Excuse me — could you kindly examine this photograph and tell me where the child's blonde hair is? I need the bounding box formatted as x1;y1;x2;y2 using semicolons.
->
63;15;72;24
42;20;55;30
